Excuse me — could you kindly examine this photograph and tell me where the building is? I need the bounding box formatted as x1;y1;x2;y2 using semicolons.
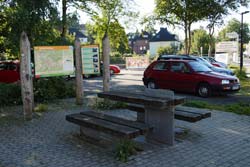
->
128;31;152;55
149;28;180;57
68;27;88;44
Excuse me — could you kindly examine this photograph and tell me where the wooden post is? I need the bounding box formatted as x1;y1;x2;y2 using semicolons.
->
102;32;110;92
20;32;34;120
75;38;84;105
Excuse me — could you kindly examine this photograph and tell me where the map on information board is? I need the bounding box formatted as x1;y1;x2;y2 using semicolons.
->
81;45;100;75
34;46;74;77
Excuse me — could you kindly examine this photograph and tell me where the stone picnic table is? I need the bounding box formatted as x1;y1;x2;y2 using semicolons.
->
97;88;186;145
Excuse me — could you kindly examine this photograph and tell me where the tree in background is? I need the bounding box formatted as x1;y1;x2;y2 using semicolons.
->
83;0;137;91
204;0;250;56
0;0;62;59
218;18;250;43
154;0;208;55
191;29;211;55
157;45;177;56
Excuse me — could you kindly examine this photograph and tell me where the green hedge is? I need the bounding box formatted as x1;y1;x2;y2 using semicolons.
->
0;77;75;107
0;83;22;106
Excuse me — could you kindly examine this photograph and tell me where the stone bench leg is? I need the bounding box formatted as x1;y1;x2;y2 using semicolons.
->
144;105;175;145
137;112;145;123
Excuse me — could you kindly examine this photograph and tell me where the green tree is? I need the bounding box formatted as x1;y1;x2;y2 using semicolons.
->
1;0;61;58
83;0;137;91
157;45;177;56
154;0;208;55
218;18;250;43
204;1;249;56
191;29;211;55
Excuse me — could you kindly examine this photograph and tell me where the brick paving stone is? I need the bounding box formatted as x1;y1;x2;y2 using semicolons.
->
0;104;250;167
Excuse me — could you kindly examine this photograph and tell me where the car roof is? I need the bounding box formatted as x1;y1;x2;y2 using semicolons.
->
158;54;198;60
157;59;195;63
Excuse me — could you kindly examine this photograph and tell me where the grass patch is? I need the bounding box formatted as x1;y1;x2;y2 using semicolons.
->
90;98;127;110
184;100;250;116
34;104;48;112
114;139;141;162
237;78;250;96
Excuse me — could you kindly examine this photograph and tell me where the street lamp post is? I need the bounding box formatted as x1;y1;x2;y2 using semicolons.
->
240;11;250;73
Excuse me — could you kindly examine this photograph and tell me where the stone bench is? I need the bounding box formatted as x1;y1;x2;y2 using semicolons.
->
127;104;211;123
66;111;152;140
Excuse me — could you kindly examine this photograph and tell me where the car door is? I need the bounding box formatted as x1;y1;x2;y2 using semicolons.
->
168;62;195;92
151;61;171;89
0;63;19;83
0;63;9;83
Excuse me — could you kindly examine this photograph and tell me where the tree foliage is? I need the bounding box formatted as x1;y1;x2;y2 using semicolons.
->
191;29;212;55
0;0;67;59
154;0;208;54
153;0;249;55
157;45;177;56
218;18;250;43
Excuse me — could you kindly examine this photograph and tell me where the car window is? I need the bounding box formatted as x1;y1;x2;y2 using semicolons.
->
188;61;212;72
8;63;17;70
0;63;8;71
170;62;189;73
153;62;168;71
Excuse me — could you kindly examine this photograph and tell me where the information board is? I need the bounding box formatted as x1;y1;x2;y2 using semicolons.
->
34;46;74;77
81;45;100;75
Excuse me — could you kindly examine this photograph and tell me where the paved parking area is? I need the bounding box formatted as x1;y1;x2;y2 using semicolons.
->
0;101;250;167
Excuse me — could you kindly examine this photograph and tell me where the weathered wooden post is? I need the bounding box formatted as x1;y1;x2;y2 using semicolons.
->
20;32;34;120
102;32;110;92
75;38;84;105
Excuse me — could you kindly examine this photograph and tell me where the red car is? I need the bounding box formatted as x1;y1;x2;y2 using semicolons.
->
0;61;20;83
143;60;240;97
110;65;120;75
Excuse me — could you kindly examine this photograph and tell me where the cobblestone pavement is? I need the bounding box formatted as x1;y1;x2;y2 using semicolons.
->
0;101;250;167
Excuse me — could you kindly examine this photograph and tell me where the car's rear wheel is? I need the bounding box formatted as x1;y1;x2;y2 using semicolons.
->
147;80;157;89
197;83;211;98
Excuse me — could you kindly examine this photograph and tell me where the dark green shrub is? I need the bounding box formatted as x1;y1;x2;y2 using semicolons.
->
0;77;75;106
0;83;22;106
34;77;75;102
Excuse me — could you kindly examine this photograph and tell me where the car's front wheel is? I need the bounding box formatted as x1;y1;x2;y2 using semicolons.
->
197;83;211;98
147;80;157;89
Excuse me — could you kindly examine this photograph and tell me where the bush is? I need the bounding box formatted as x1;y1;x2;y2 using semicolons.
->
0;77;75;106
157;45;177;56
34;77;75;102
234;68;247;80
0;83;22;106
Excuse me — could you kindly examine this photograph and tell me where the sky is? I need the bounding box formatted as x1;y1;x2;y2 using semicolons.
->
74;0;250;40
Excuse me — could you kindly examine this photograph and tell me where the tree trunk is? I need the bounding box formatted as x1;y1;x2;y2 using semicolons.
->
74;38;84;105
208;26;214;57
20;32;34;121
184;24;188;55
61;0;67;38
187;23;192;55
102;32;110;92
